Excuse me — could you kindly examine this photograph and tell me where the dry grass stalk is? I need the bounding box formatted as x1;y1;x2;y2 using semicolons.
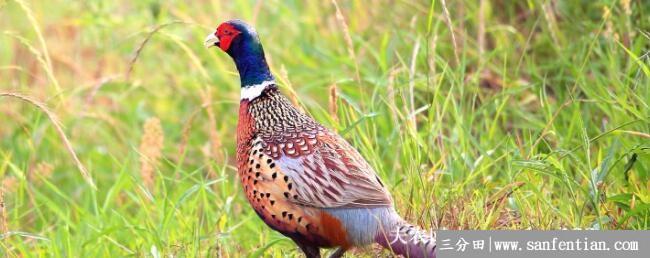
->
331;0;361;85
177;108;203;158
0;92;96;189
200;145;214;183
386;68;402;171
4;31;62;102
440;0;460;66
387;67;403;126
278;65;305;113
408;36;421;132
428;33;438;80
125;21;188;81
529;99;572;158
0;185;6;234
620;130;650;139
486;182;525;228
14;0;62;96
478;0;486;63
85;75;120;105
139;117;164;190
328;84;339;123
201;89;223;179
542;2;562;46
288;92;303;113
620;0;633;46
602;6;618;42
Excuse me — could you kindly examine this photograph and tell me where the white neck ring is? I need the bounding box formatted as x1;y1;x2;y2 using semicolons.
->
240;80;275;101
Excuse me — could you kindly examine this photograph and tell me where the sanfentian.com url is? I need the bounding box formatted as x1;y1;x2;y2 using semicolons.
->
490;238;639;251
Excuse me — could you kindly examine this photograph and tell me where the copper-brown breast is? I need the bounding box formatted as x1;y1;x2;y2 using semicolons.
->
236;101;348;247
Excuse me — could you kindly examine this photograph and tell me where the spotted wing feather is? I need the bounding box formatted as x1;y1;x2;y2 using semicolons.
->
249;89;392;208
263;129;392;208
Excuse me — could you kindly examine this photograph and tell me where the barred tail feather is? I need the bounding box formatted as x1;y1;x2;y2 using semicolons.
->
375;221;436;258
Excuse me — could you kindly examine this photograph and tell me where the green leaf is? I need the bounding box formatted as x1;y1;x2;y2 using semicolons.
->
623;153;637;182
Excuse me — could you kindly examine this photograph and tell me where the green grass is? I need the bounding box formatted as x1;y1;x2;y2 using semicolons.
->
1;0;649;257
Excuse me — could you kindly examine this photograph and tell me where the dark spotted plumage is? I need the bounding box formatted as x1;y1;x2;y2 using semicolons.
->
205;19;436;258
245;88;392;208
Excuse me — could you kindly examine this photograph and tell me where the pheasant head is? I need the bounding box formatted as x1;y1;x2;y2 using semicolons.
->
205;19;274;90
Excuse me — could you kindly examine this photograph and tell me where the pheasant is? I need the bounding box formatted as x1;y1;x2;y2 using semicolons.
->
204;20;436;258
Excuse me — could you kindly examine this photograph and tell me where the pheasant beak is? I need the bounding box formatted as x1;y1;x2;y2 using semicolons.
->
204;33;219;48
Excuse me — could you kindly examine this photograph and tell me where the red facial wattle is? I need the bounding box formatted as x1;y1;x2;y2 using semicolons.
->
216;23;241;52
